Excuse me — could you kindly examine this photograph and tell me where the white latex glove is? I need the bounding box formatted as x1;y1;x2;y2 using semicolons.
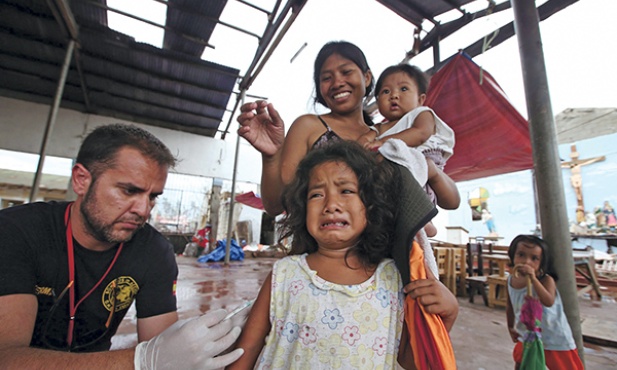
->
134;309;244;370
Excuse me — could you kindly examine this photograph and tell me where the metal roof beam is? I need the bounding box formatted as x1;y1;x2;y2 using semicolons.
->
419;0;512;56
441;0;469;16
222;0;306;138
49;0;78;39
425;0;579;74
236;0;273;17
29;40;74;203
81;0;216;48
47;0;92;110
238;0;305;91
400;1;440;26
152;0;263;41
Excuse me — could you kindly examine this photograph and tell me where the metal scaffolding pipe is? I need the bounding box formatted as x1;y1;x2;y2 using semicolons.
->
511;0;584;362
29;39;75;203
224;89;247;264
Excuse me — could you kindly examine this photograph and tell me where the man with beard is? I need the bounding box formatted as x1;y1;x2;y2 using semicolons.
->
0;124;244;369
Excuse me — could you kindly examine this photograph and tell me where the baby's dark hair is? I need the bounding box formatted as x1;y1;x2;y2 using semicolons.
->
279;140;398;269
313;41;374;126
375;64;429;97
508;234;558;280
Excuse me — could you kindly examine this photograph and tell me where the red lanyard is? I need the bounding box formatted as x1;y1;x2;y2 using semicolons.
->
63;203;124;347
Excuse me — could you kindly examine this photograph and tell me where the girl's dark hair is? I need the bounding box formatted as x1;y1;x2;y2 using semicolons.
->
313;41;374;125
375;64;429;97
77;123;176;180
279;140;398;269
508;234;558;281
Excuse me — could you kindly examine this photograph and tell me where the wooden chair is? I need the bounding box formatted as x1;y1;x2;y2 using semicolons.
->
465;242;488;303
466;276;488;305
451;247;467;297
434;247;456;296
466;242;484;276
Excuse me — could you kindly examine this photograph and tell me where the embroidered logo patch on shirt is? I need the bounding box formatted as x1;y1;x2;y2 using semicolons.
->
102;276;139;312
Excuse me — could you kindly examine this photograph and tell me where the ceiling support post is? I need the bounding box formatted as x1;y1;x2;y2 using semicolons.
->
224;89;247;265
512;0;584;364
29;39;75;203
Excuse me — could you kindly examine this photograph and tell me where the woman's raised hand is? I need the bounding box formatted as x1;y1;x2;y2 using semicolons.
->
237;100;285;157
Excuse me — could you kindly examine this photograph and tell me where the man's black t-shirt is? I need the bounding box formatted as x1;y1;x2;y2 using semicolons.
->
0;201;178;352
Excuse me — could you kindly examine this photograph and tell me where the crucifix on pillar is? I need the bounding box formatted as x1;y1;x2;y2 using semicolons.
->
561;145;605;222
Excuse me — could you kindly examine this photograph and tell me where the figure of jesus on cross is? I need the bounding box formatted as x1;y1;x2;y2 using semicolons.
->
561;145;605;222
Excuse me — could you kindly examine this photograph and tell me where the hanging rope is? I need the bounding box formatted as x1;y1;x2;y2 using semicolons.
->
403;27;422;64
479;0;497;85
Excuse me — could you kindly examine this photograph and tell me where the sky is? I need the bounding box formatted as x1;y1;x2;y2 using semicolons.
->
3;0;616;244
449;132;617;247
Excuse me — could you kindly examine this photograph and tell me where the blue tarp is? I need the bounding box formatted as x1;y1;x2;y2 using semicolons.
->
197;239;244;262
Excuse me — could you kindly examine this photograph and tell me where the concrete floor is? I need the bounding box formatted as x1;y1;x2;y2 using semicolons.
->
112;255;617;369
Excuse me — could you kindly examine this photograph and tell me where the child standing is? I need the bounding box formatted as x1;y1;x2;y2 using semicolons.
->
227;141;457;369
362;64;457;237
506;234;584;370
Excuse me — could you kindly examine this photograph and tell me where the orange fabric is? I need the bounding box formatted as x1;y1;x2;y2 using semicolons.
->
513;342;584;370
405;241;456;370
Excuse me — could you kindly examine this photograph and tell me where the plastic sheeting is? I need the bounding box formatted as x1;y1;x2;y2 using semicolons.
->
197;239;244;262
426;52;534;182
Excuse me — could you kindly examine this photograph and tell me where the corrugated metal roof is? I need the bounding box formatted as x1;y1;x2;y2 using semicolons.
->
556;108;617;145
0;0;578;139
0;0;239;137
163;0;226;56
377;0;477;27
376;0;578;73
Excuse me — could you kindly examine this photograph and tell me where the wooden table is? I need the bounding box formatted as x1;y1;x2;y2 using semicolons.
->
572;234;617;254
470;235;505;245
483;253;510;277
483;254;510;308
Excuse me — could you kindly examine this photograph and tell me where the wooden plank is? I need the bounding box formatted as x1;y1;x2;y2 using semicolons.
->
582;318;617;348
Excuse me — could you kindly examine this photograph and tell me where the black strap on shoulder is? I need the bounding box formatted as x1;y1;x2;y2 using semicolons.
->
317;115;330;129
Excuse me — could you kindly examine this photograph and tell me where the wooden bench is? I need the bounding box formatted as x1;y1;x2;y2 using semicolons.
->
487;274;508;308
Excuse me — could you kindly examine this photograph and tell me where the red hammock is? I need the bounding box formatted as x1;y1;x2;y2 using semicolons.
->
425;52;534;182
